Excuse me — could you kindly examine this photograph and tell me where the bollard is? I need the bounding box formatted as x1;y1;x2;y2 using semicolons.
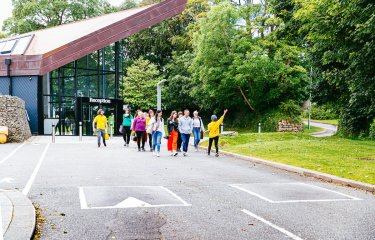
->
110;124;113;138
52;124;56;143
258;123;261;142
221;123;224;134
79;122;82;142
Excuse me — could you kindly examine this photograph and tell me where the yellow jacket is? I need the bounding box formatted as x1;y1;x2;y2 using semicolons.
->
208;116;224;138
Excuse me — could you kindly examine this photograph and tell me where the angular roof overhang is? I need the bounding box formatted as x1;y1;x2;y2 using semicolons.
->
0;0;186;77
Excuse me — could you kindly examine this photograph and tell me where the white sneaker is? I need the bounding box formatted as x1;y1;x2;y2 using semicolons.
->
194;148;198;152
170;151;174;156
152;152;156;156
173;152;178;156
157;152;160;157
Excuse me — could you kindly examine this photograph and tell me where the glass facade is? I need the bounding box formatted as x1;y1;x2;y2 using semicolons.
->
42;42;124;135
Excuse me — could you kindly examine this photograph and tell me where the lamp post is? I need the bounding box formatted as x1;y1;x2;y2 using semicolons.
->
157;79;167;111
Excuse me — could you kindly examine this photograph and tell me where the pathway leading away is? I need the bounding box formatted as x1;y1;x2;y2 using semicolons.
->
303;120;338;137
0;136;374;240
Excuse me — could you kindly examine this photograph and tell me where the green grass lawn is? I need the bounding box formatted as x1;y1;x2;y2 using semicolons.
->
303;118;339;125
202;129;375;185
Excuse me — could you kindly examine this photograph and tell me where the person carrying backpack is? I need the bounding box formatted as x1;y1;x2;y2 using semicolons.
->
206;109;228;157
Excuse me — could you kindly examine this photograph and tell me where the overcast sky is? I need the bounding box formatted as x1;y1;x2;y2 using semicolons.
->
0;0;125;31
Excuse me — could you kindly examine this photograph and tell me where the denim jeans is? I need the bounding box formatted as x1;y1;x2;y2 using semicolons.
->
180;133;191;153
97;129;106;146
152;131;162;152
193;127;201;148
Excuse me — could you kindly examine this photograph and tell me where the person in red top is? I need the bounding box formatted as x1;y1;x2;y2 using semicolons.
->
132;111;147;151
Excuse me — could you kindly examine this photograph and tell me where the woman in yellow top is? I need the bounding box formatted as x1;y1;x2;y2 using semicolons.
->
93;109;108;148
206;109;228;157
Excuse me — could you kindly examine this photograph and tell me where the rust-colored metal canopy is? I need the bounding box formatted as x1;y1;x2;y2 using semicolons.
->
0;0;186;77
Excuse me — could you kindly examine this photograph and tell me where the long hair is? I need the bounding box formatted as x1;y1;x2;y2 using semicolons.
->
169;111;178;122
155;110;162;122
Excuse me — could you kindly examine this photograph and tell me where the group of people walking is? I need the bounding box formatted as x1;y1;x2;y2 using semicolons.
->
93;107;228;157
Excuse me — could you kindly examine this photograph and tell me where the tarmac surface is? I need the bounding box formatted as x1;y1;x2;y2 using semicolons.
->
0;136;374;240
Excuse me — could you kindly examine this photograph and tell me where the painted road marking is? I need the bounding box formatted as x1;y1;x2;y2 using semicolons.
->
79;186;191;209
22;143;50;196
0;178;14;184
230;182;361;203
242;209;304;240
0;143;25;165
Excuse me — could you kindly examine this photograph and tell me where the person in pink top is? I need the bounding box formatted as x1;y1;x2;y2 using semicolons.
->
132;111;147;151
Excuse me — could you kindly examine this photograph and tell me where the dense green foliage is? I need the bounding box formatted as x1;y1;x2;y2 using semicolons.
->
303;103;339;120
123;58;161;110
291;0;375;136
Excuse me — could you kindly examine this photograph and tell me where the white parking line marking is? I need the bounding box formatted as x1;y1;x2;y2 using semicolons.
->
229;184;276;203
242;209;304;240
159;186;191;206
78;187;88;209
78;186;191;209
297;182;362;200
0;143;25;165
22;143;50;196
230;183;362;203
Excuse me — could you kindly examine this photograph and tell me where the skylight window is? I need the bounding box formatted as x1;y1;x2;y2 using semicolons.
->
0;35;33;55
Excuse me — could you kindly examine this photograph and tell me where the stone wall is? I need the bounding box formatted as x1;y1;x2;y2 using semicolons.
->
277;120;303;132
0;96;31;142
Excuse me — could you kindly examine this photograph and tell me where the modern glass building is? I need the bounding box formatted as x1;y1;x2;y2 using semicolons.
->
0;0;186;135
42;43;124;136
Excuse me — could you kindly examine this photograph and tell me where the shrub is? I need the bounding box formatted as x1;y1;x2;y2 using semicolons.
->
304;103;339;120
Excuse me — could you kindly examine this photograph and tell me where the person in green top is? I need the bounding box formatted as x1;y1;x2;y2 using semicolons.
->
108;111;115;135
122;109;133;146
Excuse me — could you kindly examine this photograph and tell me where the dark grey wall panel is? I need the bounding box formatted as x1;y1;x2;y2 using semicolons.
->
12;76;38;133
0;77;9;95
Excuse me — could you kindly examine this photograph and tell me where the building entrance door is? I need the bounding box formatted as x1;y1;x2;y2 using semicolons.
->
76;97;123;136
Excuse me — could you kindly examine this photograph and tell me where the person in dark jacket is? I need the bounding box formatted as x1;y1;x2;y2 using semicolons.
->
167;111;179;156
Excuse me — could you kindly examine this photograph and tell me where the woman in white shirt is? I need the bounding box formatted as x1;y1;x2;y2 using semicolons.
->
192;111;205;151
150;110;165;157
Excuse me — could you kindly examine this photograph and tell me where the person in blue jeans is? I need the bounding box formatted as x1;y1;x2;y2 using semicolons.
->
151;110;165;157
192;110;205;151
178;109;193;156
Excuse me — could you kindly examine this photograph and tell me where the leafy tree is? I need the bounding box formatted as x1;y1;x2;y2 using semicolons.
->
294;0;375;136
2;0;114;34
190;1;308;115
163;51;199;112
123;57;161;110
118;0;138;10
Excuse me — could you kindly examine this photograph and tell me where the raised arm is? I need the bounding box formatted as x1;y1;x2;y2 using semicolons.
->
217;109;228;125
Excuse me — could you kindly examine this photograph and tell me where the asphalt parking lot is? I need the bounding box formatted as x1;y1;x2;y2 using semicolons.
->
1;136;374;240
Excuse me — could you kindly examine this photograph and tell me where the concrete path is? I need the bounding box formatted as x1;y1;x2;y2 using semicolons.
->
303;120;338;137
0;190;35;240
1;136;374;240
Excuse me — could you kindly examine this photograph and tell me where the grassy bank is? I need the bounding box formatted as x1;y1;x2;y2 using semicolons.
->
202;128;375;185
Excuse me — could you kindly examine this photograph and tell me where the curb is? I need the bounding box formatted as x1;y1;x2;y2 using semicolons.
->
1;190;36;240
198;146;375;193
